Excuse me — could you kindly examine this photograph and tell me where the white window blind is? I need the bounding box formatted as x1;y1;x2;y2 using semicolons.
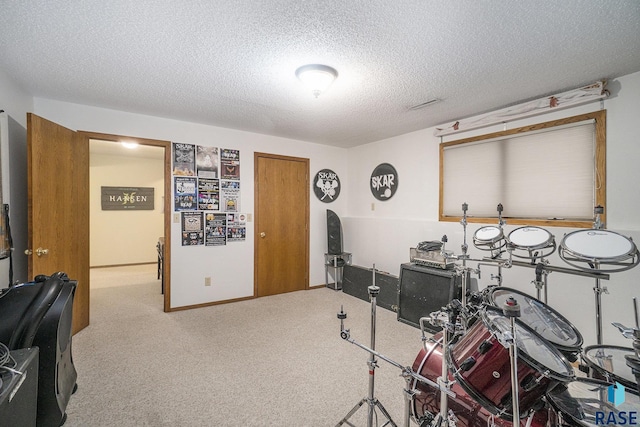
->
442;120;596;220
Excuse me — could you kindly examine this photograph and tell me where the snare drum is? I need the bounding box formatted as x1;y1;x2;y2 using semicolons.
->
411;335;549;426
560;229;639;272
473;226;505;251
488;287;583;362
547;378;640;426
582;345;639;395
448;306;574;418
507;226;556;259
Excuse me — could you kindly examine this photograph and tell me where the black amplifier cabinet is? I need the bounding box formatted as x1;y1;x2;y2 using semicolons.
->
0;347;39;427
397;263;462;332
342;265;398;312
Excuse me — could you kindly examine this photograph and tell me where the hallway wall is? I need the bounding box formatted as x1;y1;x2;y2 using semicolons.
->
90;148;164;266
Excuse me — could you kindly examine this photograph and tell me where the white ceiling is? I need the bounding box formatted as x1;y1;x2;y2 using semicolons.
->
1;1;639;148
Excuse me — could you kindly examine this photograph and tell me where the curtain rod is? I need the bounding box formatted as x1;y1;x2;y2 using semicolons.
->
434;80;608;137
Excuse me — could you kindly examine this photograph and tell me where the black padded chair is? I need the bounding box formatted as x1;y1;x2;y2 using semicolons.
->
0;272;78;426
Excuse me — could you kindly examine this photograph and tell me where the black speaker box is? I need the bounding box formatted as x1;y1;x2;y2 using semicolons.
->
326;209;343;255
397;263;462;332
0;347;39;427
342;265;398;312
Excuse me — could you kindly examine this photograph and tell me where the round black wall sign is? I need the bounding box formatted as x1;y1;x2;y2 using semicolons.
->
313;169;341;203
370;163;398;200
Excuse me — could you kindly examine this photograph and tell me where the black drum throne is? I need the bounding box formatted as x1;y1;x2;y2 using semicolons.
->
0;272;78;426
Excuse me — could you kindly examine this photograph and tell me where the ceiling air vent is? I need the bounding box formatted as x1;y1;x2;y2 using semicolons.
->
408;98;442;111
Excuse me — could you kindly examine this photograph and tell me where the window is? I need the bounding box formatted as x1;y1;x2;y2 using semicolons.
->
439;110;605;228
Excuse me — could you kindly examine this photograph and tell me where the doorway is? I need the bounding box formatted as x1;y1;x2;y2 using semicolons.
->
89;139;165;300
82;132;173;312
254;152;309;297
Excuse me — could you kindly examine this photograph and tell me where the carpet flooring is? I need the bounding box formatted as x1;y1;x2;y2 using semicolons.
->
63;265;423;426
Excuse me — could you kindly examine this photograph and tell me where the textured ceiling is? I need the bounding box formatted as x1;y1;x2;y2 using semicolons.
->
1;1;639;148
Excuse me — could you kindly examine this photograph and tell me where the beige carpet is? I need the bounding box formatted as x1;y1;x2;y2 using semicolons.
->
64;266;424;426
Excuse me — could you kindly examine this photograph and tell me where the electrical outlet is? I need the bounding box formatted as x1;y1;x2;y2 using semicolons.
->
204;277;211;286
173;213;180;223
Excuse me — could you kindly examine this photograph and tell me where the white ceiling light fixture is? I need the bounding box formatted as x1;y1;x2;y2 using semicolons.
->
295;64;338;98
121;141;139;149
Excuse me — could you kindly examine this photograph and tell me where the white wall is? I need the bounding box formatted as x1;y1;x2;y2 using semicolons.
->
0;69;32;286
90;151;164;266
32;98;349;308
5;67;640;348
344;71;640;348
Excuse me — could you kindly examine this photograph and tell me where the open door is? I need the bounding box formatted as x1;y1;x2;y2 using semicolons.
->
27;113;89;334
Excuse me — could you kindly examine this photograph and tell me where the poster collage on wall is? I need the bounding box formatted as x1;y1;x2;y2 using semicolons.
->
173;143;246;246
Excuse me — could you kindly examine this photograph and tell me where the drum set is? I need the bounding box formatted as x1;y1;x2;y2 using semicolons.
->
336;204;640;427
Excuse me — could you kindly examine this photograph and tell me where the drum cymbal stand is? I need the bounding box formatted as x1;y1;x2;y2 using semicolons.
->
441;203;473;308
502;297;521;426
336;267;456;427
336;264;396;427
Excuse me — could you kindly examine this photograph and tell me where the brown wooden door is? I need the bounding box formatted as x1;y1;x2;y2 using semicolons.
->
27;113;89;334
254;153;309;297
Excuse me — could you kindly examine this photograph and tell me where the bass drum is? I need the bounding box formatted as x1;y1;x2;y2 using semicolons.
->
547;378;640;426
411;336;550;427
448;307;574;419
582;345;639;395
488;287;583;362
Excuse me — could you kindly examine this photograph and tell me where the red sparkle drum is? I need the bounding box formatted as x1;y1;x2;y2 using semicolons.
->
546;378;640;426
411;336;550;426
448;307;574;418
473;226;506;251
559;229;640;272
507;226;556;259
488;287;584;362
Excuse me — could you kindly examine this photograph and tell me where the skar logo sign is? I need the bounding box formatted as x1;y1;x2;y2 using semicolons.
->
101;186;155;210
313;169;341;203
370;163;398;201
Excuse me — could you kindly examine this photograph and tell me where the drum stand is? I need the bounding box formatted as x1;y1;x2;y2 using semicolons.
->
531;261;550;304
495;203;507;287
592;263;609;345
613;298;640;395
431;301;465;427
336;266;456;427
336;284;397;427
591;207;608;346
502;297;521;426
459;203;470;309
337;265;396;427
